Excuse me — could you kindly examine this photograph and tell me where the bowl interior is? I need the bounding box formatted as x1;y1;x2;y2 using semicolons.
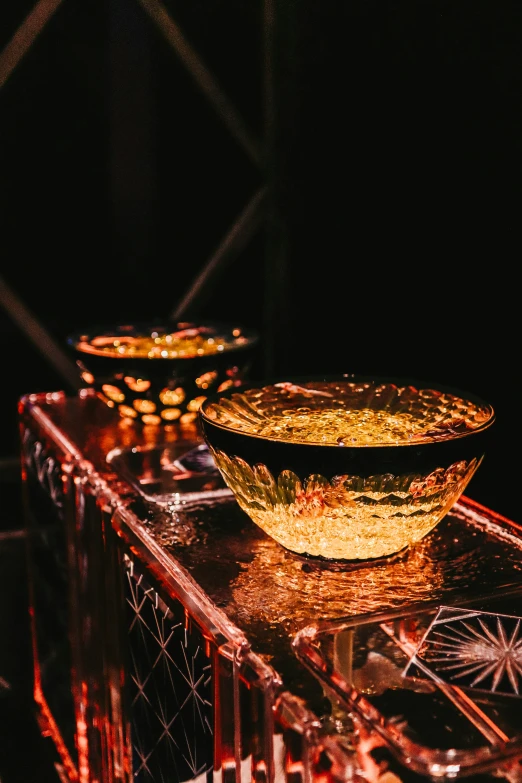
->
68;320;259;360
200;377;495;448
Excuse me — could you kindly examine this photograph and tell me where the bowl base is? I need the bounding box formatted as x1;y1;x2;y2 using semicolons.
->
296;544;410;573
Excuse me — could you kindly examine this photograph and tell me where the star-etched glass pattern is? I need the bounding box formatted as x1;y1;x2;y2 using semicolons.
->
125;556;213;782
405;606;522;698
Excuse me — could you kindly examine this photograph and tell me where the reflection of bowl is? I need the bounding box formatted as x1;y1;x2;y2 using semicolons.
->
199;376;496;562
67;321;259;427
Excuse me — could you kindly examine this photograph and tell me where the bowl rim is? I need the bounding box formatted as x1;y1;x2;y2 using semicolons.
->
199;373;496;449
66;319;260;360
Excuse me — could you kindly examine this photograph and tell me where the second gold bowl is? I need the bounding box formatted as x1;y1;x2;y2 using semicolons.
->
67;320;259;427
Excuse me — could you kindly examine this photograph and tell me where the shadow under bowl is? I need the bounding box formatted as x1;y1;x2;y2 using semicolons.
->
199;375;496;562
67;320;259;428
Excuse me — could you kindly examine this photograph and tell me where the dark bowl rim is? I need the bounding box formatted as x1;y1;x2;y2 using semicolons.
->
199;373;496;449
66;319;260;360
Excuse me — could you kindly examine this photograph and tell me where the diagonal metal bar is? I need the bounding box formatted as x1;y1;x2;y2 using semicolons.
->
0;0;65;90
170;186;268;320
136;0;262;167
0;275;82;391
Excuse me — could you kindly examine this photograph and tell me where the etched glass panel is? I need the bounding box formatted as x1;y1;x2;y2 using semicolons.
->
405;606;522;698
125;556;213;782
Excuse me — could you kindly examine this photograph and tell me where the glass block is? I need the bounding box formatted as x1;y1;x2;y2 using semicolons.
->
19;391;522;783
107;441;232;505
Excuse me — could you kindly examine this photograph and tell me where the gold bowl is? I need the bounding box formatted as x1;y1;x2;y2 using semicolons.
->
199;376;496;562
67;321;259;427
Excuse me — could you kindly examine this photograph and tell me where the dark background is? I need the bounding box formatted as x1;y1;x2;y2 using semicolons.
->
0;5;520;776
1;0;521;520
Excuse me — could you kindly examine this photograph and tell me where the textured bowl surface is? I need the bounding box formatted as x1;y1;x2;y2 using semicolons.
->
67;321;259;427
199;377;495;562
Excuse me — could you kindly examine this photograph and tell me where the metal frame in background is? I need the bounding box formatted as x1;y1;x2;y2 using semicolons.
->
0;0;284;395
